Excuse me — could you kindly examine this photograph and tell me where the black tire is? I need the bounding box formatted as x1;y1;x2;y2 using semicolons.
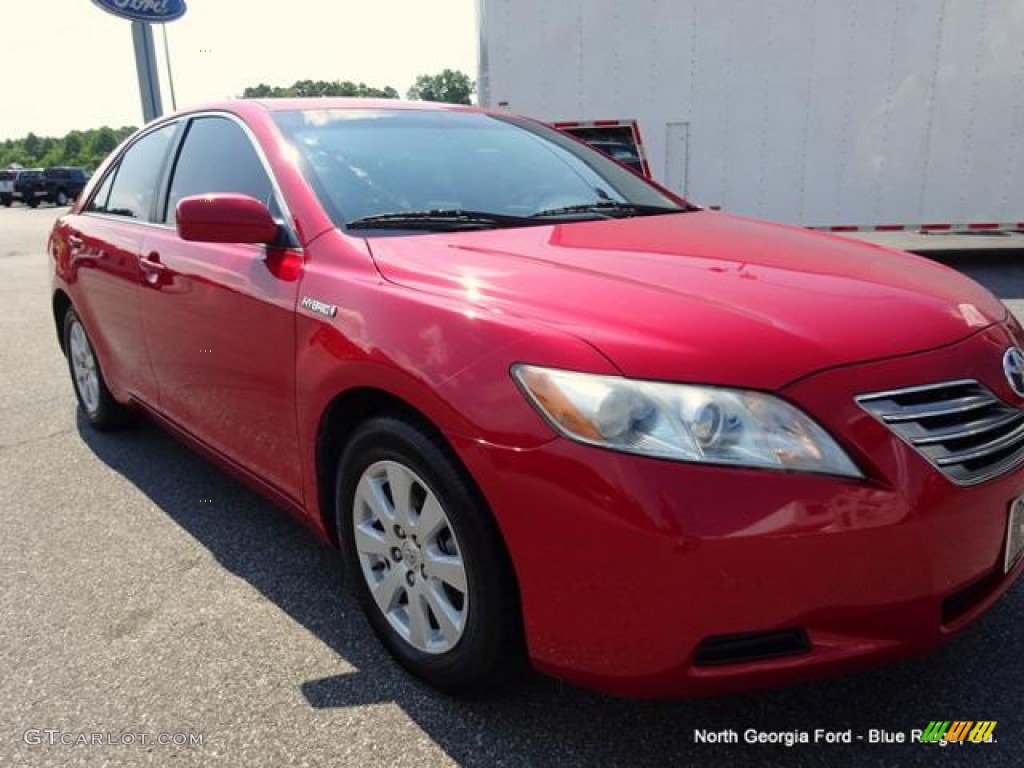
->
26;197;39;208
62;308;134;430
0;195;11;207
336;416;523;694
55;189;70;206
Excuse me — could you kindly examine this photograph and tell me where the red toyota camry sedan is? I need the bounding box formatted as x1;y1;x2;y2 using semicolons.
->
49;99;1024;698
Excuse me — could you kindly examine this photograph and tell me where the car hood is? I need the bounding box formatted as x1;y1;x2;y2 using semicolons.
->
365;211;1006;389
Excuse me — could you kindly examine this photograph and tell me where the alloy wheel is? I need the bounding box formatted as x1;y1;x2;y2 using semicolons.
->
351;460;469;654
68;319;100;414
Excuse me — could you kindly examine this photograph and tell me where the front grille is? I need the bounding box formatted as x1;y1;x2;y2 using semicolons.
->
857;379;1024;485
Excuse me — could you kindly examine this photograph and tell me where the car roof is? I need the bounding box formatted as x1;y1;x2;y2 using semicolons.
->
249;97;474;113
166;98;483;122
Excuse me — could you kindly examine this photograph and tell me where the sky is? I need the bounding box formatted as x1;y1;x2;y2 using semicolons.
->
0;0;478;140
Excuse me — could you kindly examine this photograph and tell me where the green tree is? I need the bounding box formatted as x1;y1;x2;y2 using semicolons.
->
406;69;475;105
242;78;399;99
242;83;276;98
335;81;400;98
40;147;64;167
0;126;136;170
64;131;83;159
86;127;119;160
23;132;42;159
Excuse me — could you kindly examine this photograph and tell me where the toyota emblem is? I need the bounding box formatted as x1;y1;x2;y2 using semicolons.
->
1003;347;1024;397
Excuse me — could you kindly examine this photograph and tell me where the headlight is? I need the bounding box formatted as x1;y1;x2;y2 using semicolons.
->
512;365;861;478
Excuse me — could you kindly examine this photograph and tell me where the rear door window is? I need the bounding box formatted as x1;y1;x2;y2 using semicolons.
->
98;124;177;220
86;172;116;214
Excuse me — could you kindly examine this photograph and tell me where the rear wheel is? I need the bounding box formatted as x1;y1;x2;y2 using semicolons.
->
337;416;522;693
63;308;133;430
0;195;11;207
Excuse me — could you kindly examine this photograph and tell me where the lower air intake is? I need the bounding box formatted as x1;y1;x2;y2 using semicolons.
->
693;628;811;667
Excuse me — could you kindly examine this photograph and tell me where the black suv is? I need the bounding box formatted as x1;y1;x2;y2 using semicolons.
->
16;166;89;207
12;169;44;206
35;167;90;207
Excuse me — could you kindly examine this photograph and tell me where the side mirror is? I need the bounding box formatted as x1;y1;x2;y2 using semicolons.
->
176;193;279;245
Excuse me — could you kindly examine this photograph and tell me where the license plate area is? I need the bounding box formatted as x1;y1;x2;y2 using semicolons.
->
1006;497;1024;573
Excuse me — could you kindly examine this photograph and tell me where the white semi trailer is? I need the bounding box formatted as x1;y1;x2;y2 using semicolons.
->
477;0;1024;232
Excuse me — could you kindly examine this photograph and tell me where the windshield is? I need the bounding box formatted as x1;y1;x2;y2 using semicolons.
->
273;109;689;232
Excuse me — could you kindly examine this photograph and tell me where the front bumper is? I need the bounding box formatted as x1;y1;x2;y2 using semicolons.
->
450;323;1024;698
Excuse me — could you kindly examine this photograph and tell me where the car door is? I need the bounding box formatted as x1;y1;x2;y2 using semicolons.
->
139;114;305;501
57;123;179;406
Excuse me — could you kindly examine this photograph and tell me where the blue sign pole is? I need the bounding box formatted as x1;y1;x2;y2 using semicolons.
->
131;21;163;122
91;1;188;124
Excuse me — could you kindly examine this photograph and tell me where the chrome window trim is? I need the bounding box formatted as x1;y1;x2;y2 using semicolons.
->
164;110;301;248
81;110;302;250
77;212;174;230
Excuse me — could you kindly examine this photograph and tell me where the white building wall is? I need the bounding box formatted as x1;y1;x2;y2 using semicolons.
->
479;0;1024;227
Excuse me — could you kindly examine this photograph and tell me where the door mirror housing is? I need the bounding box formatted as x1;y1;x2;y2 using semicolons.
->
176;194;280;245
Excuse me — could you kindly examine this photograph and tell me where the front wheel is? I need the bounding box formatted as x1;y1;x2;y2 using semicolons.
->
26;198;39;208
63;308;134;430
55;189;70;206
337;417;522;693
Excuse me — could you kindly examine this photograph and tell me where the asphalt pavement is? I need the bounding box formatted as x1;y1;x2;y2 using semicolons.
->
1;204;1022;767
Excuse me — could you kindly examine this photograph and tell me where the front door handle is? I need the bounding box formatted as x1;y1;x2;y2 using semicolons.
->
140;251;167;285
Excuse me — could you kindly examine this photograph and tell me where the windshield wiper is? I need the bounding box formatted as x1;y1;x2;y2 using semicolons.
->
530;201;689;219
346;209;534;231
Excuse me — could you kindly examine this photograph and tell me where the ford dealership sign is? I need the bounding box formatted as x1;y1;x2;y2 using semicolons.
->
91;0;187;23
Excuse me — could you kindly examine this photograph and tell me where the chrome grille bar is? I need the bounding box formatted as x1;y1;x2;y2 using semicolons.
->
933;420;1024;466
910;410;1022;445
877;394;996;422
857;380;1024;485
